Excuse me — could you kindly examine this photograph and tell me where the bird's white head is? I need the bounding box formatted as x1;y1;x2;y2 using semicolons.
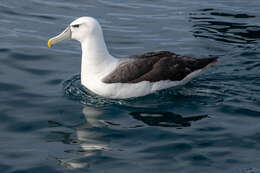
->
48;17;102;48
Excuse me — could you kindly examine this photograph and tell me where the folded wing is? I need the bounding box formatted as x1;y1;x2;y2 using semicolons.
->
102;51;218;84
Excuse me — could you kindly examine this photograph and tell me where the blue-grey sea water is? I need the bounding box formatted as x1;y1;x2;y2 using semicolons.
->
0;0;260;173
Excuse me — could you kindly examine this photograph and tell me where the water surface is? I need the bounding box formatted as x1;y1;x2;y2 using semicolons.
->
0;0;260;173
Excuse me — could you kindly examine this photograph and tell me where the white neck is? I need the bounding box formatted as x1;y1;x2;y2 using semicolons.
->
80;32;118;82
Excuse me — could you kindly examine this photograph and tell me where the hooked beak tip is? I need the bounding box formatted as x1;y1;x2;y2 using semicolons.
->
48;39;52;48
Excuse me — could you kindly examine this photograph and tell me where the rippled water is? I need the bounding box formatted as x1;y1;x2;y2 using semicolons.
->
1;0;260;173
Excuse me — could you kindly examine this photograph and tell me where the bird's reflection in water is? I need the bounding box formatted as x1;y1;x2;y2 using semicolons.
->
56;107;208;170
76;107;108;150
56;107;108;170
129;111;208;128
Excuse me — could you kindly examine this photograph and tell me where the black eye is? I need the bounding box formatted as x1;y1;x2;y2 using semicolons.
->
72;24;80;28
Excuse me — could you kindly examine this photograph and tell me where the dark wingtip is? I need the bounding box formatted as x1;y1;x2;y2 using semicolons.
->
203;56;219;69
211;56;219;62
206;55;219;62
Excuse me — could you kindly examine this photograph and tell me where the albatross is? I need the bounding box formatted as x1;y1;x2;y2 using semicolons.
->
48;17;218;99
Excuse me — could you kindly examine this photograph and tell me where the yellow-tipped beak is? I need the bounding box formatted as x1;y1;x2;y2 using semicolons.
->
47;26;71;48
48;39;53;48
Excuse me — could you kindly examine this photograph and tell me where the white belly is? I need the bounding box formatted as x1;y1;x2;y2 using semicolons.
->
81;69;203;99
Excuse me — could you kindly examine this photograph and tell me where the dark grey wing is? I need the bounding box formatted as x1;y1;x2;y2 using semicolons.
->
102;51;218;84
